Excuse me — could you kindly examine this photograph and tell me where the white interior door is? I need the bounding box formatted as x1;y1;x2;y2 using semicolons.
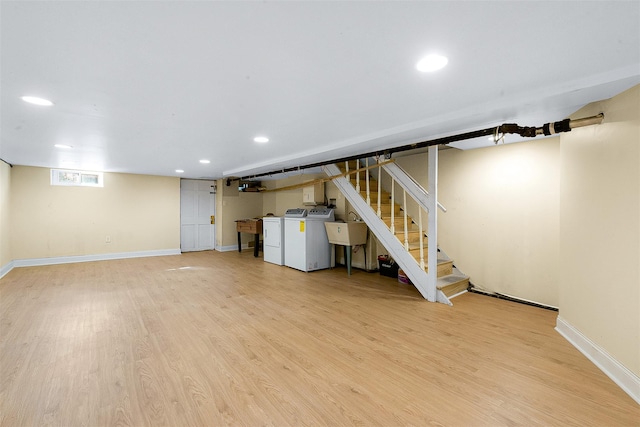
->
180;179;216;252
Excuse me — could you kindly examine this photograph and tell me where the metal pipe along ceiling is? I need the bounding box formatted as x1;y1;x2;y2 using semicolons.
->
239;113;604;181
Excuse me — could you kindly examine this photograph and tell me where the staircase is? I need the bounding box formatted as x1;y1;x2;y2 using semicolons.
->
323;158;469;304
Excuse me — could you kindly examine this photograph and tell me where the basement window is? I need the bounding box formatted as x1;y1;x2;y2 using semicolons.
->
51;169;103;187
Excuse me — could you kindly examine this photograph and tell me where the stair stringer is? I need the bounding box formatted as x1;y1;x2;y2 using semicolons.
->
380;160;468;301
323;163;451;304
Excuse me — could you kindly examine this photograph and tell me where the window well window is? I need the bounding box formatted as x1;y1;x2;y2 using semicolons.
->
51;169;103;187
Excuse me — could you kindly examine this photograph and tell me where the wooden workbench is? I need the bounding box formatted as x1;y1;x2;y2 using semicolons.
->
235;219;263;257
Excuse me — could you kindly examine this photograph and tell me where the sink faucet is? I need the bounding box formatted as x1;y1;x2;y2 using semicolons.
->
348;211;360;221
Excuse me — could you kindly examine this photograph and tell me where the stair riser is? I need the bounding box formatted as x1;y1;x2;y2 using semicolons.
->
395;232;423;243
404;254;453;277
408;247;428;258
433;262;454;277
359;192;390;203
336;160;362;172
341;160;360;169
378;204;401;215
438;279;469;297
346;171;370;181
382;218;408;229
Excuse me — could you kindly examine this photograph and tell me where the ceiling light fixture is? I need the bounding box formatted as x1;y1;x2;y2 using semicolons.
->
54;144;72;149
416;54;448;72
175;169;184;173
199;159;210;164
21;96;54;106
254;136;269;143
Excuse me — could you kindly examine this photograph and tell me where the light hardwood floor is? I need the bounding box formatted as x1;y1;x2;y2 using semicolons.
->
1;251;638;426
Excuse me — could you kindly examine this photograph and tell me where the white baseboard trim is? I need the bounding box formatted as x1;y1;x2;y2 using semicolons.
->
556;316;640;405
448;289;468;299
0;260;15;279
217;244;250;252
12;248;182;268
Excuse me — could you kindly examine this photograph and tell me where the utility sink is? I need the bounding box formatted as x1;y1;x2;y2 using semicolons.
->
324;221;368;246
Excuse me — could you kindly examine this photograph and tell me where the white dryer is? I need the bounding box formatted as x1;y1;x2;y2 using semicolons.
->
263;216;284;265
284;207;335;272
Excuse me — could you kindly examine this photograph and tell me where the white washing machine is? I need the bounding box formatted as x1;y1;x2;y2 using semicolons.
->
263;216;284;265
283;208;307;270
284;207;335;272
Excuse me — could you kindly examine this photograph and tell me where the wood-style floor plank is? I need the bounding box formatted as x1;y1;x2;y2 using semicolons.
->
1;250;638;426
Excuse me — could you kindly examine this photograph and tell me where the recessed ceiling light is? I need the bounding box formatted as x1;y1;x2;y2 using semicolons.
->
199;159;210;164
54;144;73;149
416;54;448;72
254;136;269;143
21;96;54;106
175;169;184;173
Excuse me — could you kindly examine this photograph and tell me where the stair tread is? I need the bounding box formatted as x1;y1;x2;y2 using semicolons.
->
408;248;451;260
436;273;469;288
406;254;450;264
408;244;426;250
436;273;469;298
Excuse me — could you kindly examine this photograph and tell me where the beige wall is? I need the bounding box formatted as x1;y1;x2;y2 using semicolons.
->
393;85;639;378
216;179;263;249
395;138;561;307
559;85;639;376
261;173;344;218
262;175;316;217
0;161;11;269
10;166;180;259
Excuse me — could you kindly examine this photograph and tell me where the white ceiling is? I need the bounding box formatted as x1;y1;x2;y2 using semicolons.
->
2;1;639;180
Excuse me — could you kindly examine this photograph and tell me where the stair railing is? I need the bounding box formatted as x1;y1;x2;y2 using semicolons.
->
330;153;448;303
403;190;410;251
418;207;425;269
365;158;371;205
390;177;395;234
342;157;434;275
376;163;382;218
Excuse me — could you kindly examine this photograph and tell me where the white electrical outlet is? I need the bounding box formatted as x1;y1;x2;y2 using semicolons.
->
106;236;111;243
